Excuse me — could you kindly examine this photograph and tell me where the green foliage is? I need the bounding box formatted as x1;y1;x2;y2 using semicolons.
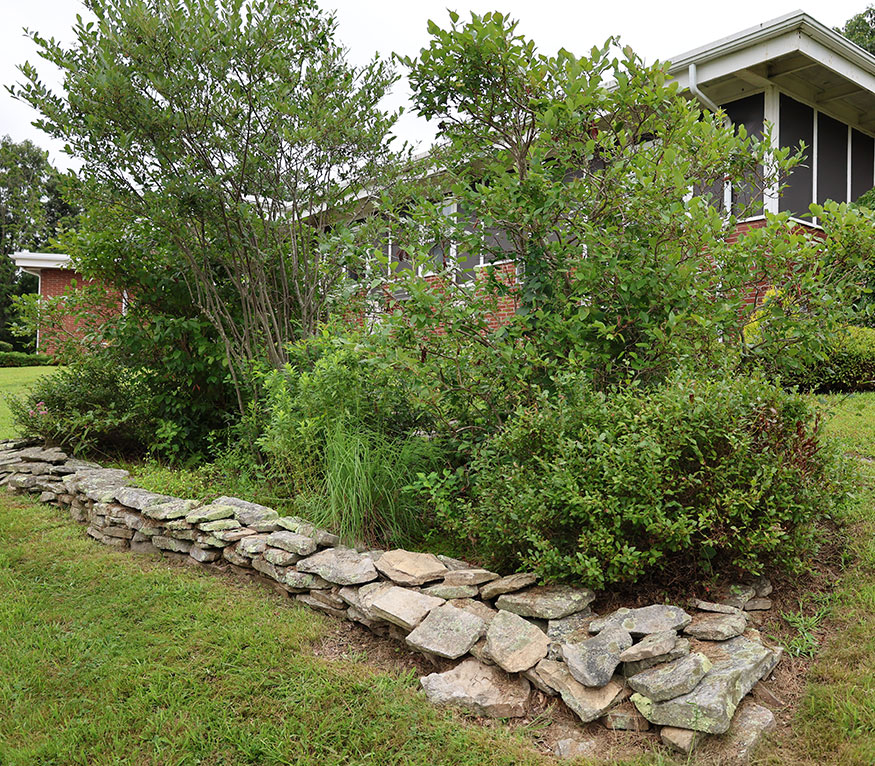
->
788;327;875;392
8;356;157;455
837;6;875;54
425;373;850;588
0;136;78;350
0;352;52;368
258;328;443;546
13;0;400;395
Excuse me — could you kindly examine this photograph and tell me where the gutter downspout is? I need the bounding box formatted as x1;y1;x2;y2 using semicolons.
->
688;63;724;117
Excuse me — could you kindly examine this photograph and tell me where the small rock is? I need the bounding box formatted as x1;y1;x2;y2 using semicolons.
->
114;487;174;512
213;527;255;543
533;660;628;723
266;530;317;556
712;584;757;610
198;518;241;532
421;583;480;600
282;571;332;590
214;495;279;527
627;652;712;701
189;546;221;563
152;535;192;553
252;557;283;580
374;549;448;586
296;593;346;619
447;598;498;625
369;586;444;631
479;572;538;600
706;700;776;763
223;545;251;567
602;702;651;731
562;626;633;687
357;581;395;621
495;585;595;620
590;605;692;637
743;598;772;612
275;516;340;547
660;726;704;754
619;630;678;662
297;548;379;585
441;568;500;587
263;547;301;567
420;658;531;718
623;638;692;676
692;599;743;615
486;610;550;673
436;554;471;571
185;504;236;524
752;576;773;599
143;498;198;520
238;535;270;557
405;603;487;659
553;736;597;760
469;638;494;665
684;612;748;641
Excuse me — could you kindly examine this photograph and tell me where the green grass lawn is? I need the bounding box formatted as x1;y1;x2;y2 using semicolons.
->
0;494;557;766
0;365;56;440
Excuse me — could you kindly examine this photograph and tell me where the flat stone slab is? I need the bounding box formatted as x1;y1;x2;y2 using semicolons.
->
631;636;780;733
420;658;530;718
406;603;487;658
263;548;301;567
199;518;240;532
114;487;175;512
561;626;632;687
711;584;757;610
282;571;332;590
356;581;396;621
627;652;712;701
495;585;595;620
744;598;773;611
275;516;340;547
547;611;597;656
297;548;379;585
142;498;198;521
619;630;678;662
265;530;317;556
703;699;776;763
479;573;537;600
189;546;221;563
446;598;498;625
152;535;192;553
374;549;448;586
590;605;692;637
214;495;279;527
531;660;627;723
693;599;743;615
684;612;748;641
369;586;444;631
238;535;270;556
442;568;500;587
486;610;550;673
422;583;480;600
661;726;704;755
623;638;691;676
185;504;236;524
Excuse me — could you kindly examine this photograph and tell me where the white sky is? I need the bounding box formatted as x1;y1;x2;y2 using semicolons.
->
0;0;870;169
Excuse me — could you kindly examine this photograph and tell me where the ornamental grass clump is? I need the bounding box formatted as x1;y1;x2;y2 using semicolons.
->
430;373;852;589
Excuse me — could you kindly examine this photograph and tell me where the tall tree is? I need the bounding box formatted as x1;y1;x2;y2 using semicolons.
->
12;0;399;409
0;136;78;350
837;7;875;54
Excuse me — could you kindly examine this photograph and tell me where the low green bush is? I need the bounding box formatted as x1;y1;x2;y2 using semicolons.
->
0;351;54;367
790;326;875;392
8;356;158;454
424;373;850;588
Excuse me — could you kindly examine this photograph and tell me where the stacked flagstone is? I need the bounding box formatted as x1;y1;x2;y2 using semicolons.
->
0;438;780;763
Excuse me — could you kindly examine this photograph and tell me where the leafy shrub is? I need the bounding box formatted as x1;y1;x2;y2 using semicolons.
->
0;351;53;367
0;341;13;352
8;356;157;454
427;373;850;588
789;326;875;392
258;328;443;545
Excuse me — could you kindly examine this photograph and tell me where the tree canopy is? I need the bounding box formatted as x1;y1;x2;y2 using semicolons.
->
837;6;875;54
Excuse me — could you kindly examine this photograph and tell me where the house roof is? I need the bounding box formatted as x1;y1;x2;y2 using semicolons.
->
668;11;875;133
10;251;72;276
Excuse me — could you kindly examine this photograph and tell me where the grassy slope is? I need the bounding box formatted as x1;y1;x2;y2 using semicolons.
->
0;366;55;440
763;393;875;765
0;494;556;766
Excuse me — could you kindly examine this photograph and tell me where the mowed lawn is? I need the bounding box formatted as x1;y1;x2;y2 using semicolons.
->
0;366;56;440
0;495;554;766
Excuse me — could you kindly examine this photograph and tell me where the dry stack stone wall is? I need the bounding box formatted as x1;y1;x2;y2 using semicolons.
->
0;438;781;762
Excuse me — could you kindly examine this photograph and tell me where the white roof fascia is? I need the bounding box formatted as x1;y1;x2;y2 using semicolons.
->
9;252;72;271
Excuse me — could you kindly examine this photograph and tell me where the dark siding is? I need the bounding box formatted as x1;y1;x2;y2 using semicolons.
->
779;95;814;217
724;94;764;215
817;113;848;205
852;129;874;201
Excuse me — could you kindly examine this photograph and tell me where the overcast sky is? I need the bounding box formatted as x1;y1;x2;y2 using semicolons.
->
0;0;870;169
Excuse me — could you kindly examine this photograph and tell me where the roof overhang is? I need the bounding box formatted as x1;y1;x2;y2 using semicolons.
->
9;251;72;277
668;11;875;133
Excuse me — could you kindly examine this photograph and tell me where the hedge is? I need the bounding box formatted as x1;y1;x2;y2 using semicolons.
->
0;352;55;368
